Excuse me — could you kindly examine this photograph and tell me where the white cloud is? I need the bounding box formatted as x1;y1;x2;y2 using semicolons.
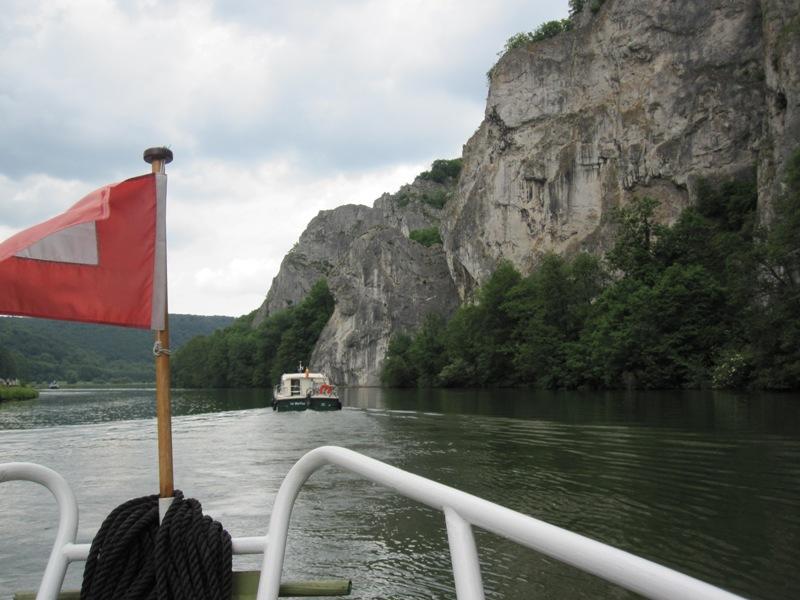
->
164;156;423;315
0;173;90;227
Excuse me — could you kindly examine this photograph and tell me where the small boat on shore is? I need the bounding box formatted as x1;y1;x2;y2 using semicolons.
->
273;365;341;412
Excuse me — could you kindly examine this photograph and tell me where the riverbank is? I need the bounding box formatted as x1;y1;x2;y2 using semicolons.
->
0;386;39;401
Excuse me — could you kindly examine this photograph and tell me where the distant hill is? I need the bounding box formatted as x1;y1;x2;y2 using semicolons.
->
0;314;235;384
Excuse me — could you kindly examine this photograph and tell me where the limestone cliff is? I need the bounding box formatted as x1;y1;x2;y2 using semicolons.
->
444;0;799;298
254;176;458;385
310;225;458;386
257;0;799;385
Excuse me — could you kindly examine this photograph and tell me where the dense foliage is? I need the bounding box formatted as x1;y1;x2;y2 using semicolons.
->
0;386;39;401
0;314;233;384
501;20;573;55
395;158;461;209
419;158;463;184
172;280;335;388
382;154;800;391
409;227;443;247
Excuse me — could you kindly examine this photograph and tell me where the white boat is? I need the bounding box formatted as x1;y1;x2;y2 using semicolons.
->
272;366;341;412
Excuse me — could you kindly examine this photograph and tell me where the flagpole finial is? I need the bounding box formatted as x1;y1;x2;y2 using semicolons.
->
143;147;173;165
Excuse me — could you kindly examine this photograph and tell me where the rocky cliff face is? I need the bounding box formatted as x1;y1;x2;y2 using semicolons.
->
254;177;459;385
257;0;799;385
444;0;799;298
310;225;458;386
759;0;800;218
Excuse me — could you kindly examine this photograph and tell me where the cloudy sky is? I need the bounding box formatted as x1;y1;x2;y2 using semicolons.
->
1;0;569;317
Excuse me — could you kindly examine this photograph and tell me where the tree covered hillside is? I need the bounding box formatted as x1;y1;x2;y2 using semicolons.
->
0;314;234;384
172;280;334;388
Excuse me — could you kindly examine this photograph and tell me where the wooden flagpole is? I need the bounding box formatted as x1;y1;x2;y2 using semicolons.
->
143;146;174;501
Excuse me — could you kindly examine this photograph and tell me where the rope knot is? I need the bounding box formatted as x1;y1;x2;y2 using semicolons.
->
153;341;171;357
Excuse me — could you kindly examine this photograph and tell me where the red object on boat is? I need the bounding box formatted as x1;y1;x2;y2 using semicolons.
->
0;173;167;329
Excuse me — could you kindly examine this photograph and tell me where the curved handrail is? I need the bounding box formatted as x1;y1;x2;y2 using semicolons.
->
3;450;749;600
257;446;746;600
0;462;79;600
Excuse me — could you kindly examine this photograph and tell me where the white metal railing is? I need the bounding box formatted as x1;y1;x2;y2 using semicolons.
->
257;446;746;600
2;449;747;600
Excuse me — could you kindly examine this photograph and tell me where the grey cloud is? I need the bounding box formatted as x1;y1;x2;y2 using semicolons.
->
0;0;567;181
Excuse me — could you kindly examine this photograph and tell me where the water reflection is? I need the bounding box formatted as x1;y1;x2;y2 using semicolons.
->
344;387;800;434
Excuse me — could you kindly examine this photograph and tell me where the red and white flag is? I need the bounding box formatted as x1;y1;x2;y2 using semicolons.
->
0;173;167;330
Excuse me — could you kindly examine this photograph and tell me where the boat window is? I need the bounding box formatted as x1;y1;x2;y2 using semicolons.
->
290;379;300;395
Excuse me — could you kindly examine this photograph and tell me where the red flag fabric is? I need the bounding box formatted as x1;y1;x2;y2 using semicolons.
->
0;173;167;330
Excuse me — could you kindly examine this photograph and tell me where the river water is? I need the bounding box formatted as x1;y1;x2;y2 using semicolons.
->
1;388;798;599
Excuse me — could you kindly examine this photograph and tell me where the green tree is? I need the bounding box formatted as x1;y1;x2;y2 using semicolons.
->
172;336;211;387
227;331;257;388
409;227;442;247
606;196;662;282
749;151;800;388
270;280;335;383
0;346;17;378
568;0;585;15
173;280;334;389
419;159;463;183
381;333;416;387
409;314;448;387
439;305;483;387
504;253;604;388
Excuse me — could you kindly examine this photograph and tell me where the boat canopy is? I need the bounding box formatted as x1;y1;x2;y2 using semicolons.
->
280;372;327;381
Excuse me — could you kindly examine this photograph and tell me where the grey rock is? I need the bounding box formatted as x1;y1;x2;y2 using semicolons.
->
253;204;381;326
443;0;799;299
310;226;458;386
253;177;457;385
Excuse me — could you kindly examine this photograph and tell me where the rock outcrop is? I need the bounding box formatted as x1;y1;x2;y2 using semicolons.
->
444;0;799;298
254;177;458;385
311;225;458;386
256;0;799;385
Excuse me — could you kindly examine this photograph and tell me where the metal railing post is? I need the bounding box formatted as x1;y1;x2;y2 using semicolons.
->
0;463;79;600
444;507;485;600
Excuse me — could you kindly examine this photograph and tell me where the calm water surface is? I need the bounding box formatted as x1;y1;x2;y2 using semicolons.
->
1;388;799;599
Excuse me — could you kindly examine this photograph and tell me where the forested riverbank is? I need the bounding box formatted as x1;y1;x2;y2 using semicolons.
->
0;314;233;385
0;386;38;401
171;281;335;388
382;156;800;391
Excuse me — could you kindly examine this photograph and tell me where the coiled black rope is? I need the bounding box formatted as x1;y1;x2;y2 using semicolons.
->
81;490;232;600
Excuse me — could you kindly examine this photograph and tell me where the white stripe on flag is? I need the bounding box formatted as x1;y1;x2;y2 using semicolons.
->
14;221;99;265
150;173;168;330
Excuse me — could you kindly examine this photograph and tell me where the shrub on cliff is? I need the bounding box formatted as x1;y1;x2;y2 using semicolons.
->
419;158;463;183
409;227;442;247
501;19;572;55
569;0;586;14
489;18;574;81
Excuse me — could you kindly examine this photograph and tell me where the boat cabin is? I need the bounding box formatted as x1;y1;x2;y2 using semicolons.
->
275;372;331;398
